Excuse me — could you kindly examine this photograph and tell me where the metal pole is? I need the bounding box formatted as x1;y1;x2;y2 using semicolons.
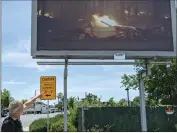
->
139;78;147;132
0;0;2;121
81;106;85;132
85;92;87;106
34;90;36;115
37;61;171;66
85;92;87;98
64;59;68;132
47;100;50;132
126;89;130;106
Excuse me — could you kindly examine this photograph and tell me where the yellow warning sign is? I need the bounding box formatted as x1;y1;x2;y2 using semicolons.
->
40;76;56;100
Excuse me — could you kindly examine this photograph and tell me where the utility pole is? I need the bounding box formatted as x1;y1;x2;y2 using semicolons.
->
125;88;130;106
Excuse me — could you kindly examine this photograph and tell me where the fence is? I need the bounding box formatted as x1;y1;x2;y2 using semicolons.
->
78;107;177;132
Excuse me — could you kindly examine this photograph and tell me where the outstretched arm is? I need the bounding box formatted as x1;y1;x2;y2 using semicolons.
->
23;92;44;110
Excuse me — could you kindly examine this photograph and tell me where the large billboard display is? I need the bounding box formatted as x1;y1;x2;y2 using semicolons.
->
31;0;176;59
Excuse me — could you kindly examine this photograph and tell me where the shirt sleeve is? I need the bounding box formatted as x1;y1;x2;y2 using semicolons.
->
1;120;15;132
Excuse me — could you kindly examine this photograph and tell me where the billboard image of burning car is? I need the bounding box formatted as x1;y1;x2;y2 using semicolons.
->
32;0;175;59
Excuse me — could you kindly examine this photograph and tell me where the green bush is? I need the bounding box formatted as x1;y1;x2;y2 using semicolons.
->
29;113;77;132
69;107;78;128
29;118;48;132
50;121;77;132
50;114;64;123
88;125;113;132
29;115;64;132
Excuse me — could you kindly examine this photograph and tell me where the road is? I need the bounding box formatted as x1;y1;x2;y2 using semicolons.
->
0;112;61;131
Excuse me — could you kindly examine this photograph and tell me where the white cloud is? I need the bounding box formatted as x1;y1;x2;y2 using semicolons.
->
2;80;27;85
2;39;58;71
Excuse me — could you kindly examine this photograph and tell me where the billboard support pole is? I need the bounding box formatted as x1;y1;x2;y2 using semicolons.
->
139;76;147;132
64;58;68;132
139;60;150;132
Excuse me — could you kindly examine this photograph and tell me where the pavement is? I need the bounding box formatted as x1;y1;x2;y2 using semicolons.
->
0;112;61;131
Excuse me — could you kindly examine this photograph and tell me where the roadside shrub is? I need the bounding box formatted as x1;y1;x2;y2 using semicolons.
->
50;114;64;123
68;107;78;128
29;118;48;132
29;113;77;132
88;125;113;132
29;115;64;132
50;121;77;132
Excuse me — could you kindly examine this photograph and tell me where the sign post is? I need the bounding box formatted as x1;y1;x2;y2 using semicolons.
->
47;100;50;132
40;76;56;132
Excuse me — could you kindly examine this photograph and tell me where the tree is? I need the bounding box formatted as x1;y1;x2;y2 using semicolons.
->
118;98;127;106
10;97;15;102
131;96;140;106
56;92;64;110
85;93;98;104
21;99;28;104
36;101;45;104
131;96;157;106
55;102;63;110
57;92;64;102
68;97;76;109
121;59;177;105
77;93;101;107
86;93;94;104
57;92;64;105
108;97;116;107
121;74;139;91
1;89;13;108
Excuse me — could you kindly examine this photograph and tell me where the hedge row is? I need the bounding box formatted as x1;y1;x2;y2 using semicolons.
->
29;108;78;132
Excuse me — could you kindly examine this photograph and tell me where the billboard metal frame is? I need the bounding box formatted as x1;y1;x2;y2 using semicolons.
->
31;0;176;59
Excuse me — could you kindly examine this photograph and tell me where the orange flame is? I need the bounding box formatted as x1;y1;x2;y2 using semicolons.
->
92;14;117;27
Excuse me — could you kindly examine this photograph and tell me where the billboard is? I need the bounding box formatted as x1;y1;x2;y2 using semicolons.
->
31;0;176;59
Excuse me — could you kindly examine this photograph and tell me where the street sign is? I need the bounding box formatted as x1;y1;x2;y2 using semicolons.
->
40;76;56;100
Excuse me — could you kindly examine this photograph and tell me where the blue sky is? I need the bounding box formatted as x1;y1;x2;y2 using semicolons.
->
2;1;139;105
